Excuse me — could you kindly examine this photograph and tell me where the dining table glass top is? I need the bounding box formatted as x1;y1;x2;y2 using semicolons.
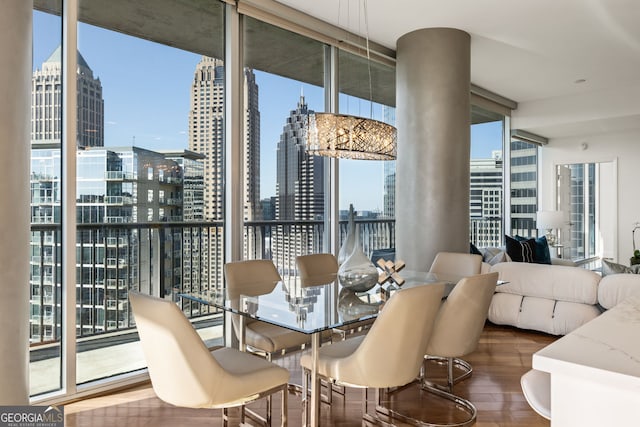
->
180;270;461;335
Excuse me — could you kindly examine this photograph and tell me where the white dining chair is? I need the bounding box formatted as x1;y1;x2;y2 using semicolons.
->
299;283;446;425
225;259;311;357
421;271;499;426
429;251;483;278
129;291;290;426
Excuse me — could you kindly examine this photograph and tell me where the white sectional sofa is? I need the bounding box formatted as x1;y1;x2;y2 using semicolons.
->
487;261;640;335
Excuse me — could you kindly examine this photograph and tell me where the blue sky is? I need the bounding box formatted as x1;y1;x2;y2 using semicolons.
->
34;11;502;212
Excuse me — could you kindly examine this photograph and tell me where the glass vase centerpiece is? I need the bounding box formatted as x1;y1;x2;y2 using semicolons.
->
338;205;379;292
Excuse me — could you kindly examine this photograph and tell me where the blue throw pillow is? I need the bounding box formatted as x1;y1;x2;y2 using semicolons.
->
505;235;536;263
515;235;552;265
469;242;482;255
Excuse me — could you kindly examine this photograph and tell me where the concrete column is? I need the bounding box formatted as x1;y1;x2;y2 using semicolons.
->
396;28;470;271
0;0;32;404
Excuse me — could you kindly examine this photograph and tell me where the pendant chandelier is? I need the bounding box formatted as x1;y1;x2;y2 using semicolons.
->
304;0;397;161
305;112;396;160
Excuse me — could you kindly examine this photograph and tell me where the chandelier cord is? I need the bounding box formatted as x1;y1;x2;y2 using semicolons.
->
363;0;373;118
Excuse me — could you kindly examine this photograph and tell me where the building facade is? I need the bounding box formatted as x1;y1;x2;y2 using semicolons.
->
29;146;205;342
31;47;104;147
469;151;503;247
273;95;325;272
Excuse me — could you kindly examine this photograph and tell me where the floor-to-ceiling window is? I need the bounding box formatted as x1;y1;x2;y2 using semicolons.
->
30;6;63;398
31;0;225;398
338;50;396;255
242;17;325;276
557;163;598;260
469;106;506;247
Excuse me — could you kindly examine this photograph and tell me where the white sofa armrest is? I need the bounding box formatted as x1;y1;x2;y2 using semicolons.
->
598;274;640;309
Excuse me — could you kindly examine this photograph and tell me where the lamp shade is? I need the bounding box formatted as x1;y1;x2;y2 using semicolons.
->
536;211;564;230
304;112;397;160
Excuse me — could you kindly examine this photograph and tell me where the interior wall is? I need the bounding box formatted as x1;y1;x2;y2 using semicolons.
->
539;128;640;264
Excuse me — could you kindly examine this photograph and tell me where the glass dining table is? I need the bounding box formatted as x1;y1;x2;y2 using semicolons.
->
180;270;461;427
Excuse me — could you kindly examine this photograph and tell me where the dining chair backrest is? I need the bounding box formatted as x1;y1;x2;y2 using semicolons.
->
224;259;282;299
296;253;338;286
429;252;483;278
425;272;498;358
129;291;231;408
341;283;445;388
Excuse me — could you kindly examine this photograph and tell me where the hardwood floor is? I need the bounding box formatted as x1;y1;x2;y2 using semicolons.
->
64;323;554;426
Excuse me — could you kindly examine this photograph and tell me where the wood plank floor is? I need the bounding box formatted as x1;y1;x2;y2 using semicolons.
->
64;323;555;426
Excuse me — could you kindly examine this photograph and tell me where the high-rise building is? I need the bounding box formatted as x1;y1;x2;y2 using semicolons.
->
275;94;324;221
31;46;104;147
187;56;260;277
469;151;503;247
273;95;325;272
30;146;191;341
187;56;261;222
510;139;539;236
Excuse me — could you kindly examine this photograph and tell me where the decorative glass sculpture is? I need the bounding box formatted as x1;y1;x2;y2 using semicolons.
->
337;288;381;321
338;204;356;266
338;225;379;292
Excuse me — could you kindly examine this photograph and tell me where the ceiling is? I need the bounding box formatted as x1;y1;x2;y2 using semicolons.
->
276;0;640;140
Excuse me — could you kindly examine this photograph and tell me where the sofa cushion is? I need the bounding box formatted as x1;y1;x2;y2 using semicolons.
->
490;262;600;305
598;274;640;309
488;294;602;335
505;235;536;263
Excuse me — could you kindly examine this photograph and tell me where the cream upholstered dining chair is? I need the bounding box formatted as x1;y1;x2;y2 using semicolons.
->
129;291;289;427
422;271;499;426
429;251;483;278
300;283;446;425
296;253;339;287
296;253;374;338
224;259;311;358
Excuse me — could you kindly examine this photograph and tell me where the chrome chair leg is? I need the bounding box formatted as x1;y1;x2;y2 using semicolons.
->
302;368;309;426
281;386;288;427
423;356;473;391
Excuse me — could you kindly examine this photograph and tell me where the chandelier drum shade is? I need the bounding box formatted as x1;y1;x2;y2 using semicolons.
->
304;112;397;160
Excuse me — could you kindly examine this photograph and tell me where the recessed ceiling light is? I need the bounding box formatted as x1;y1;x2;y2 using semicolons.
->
574;79;587;84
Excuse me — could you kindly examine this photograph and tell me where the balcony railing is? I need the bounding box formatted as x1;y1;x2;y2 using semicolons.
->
29;218;396;345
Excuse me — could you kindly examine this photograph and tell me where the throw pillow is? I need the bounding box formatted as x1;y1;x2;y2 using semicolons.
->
505;235;536;263
602;259;640;277
469;242;482;255
515;235;552;265
481;247;512;264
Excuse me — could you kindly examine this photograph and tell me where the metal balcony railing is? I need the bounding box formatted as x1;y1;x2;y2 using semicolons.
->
29;218;396;347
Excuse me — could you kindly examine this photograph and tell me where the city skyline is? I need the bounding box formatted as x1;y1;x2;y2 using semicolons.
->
34;11;502;212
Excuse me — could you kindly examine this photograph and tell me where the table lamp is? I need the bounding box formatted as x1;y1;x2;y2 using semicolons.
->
536;211;564;246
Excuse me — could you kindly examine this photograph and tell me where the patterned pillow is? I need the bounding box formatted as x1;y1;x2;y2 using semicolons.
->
515;235;552;264
505;235;536;263
602;259;640;276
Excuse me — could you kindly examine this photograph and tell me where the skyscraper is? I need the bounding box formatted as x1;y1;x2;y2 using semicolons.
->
275;94;324;221
510;139;539;236
187;56;261;222
273;95;325;272
469;151;503;247
31;46;104;147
